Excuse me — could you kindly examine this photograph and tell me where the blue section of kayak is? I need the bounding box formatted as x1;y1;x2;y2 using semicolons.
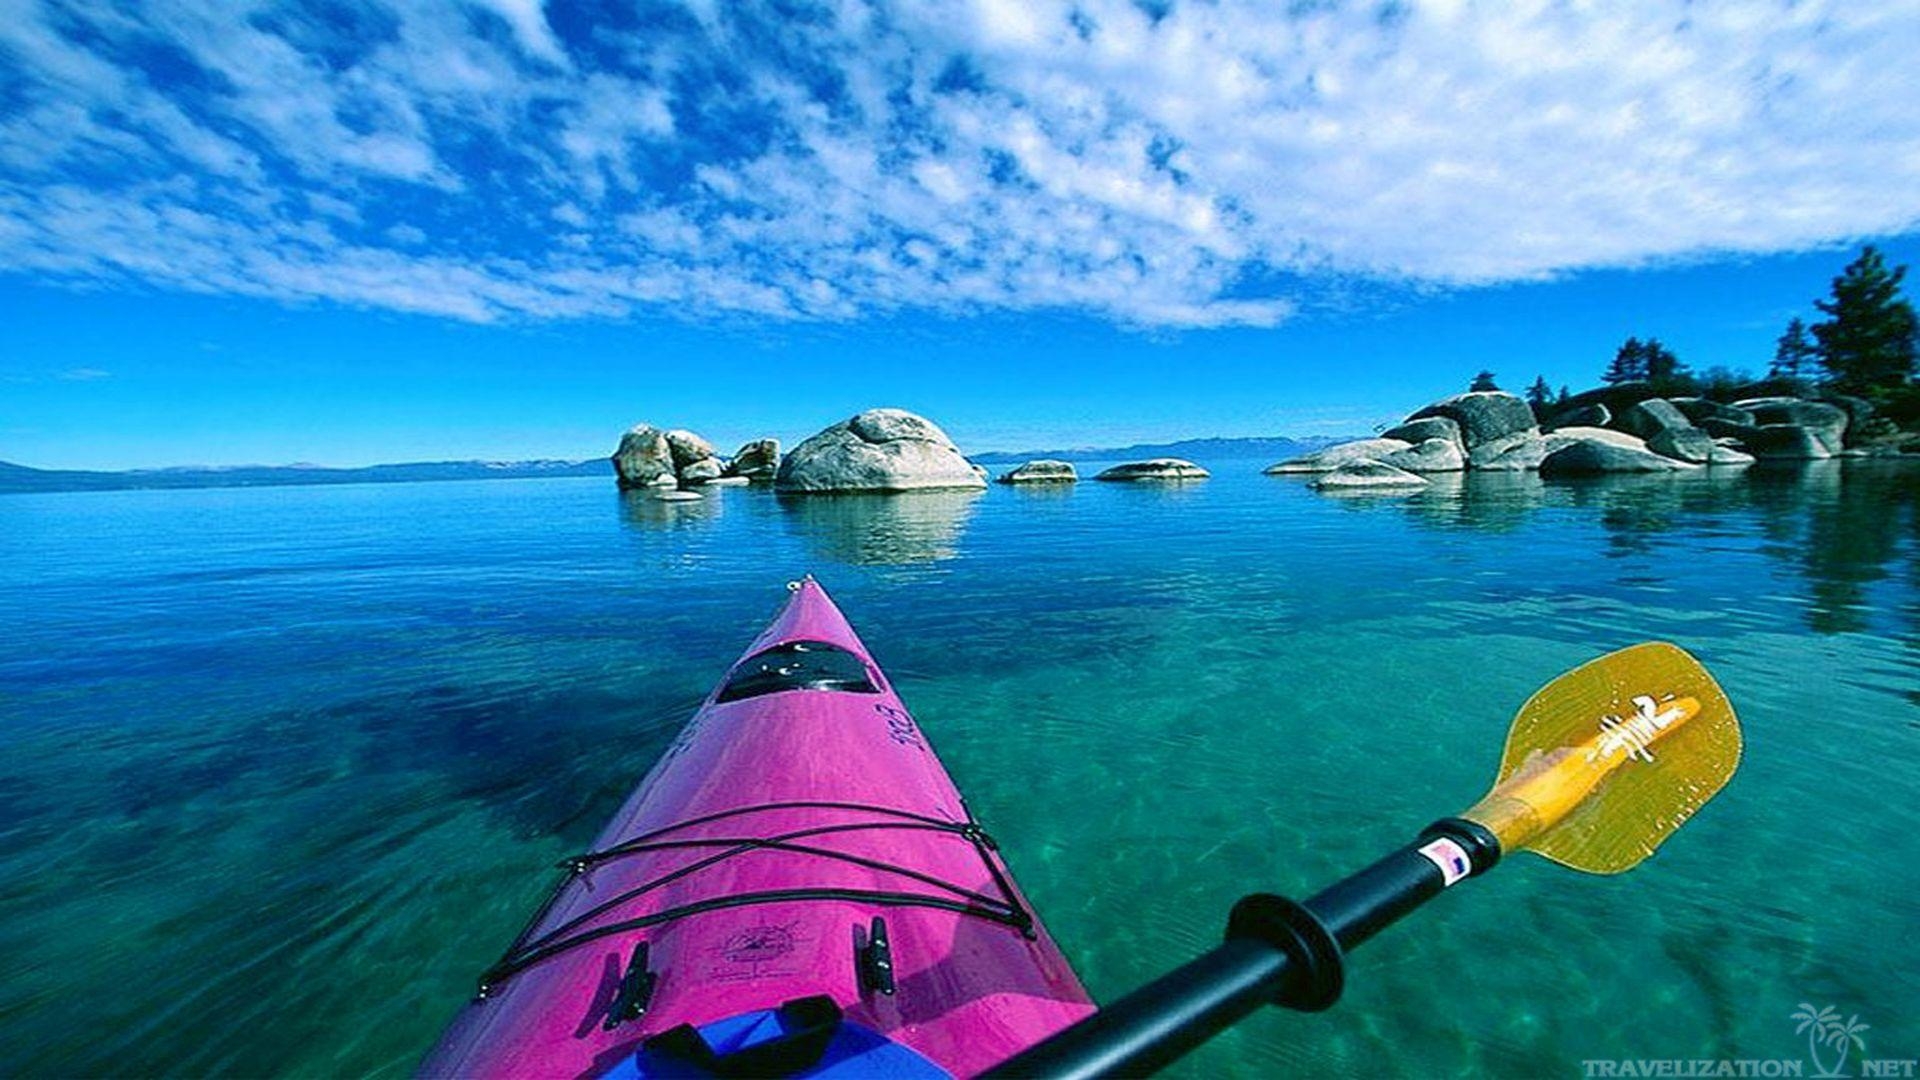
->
605;1008;954;1079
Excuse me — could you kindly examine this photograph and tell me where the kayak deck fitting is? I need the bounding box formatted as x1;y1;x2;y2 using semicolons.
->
422;577;1093;1079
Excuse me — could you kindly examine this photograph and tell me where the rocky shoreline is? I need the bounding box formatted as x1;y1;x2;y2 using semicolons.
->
611;388;1912;501
1264;382;1912;493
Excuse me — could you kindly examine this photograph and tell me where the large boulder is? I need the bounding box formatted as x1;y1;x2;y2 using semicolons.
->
775;408;988;492
611;425;680;489
1467;430;1547;470
1542;426;1648;454
1615;399;1695;440
1544;403;1610;431
663;429;717;468
1848;415;1906;449
1095;459;1209;481
1380;438;1466;473
1647;427;1716;464
678;457;725;485
1813;394;1904;449
1668;397;1755;426
1540;439;1692;476
726;438;781;481
1744;424;1833;460
1558;381;1660;415
1405;391;1537;451
997;460;1078;484
1264;438;1411;474
847;410;942;444
1744;401;1848;454
1698;417;1764;444
1817;394;1876;441
1310;460;1429;490
1381;416;1462;447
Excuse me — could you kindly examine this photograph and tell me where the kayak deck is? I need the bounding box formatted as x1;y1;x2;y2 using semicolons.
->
422;578;1093;1078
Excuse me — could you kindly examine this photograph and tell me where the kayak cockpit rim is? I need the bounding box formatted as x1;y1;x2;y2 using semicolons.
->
712;640;885;703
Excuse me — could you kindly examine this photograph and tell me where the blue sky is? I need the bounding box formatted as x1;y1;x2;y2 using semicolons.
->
3;1;1918;469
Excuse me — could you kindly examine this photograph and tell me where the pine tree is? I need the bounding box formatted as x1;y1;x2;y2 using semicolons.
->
1643;338;1692;392
1524;375;1553;409
1604;337;1649;384
1811;246;1919;394
1771;318;1816;382
1557;385;1571;404
1469;370;1500;392
1698;365;1754;401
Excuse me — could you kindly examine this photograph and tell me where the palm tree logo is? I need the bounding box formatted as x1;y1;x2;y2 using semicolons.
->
1793;1003;1870;1078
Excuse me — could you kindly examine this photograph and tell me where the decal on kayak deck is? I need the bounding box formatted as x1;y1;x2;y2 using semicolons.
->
874;703;924;749
655;718;703;769
711;923;805;982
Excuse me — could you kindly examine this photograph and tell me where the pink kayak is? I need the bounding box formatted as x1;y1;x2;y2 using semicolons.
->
422;577;1094;1078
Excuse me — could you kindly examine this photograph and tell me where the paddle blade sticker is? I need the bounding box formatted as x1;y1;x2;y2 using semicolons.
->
1464;642;1741;874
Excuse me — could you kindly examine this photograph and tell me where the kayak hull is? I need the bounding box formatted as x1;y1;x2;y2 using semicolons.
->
422;578;1093;1078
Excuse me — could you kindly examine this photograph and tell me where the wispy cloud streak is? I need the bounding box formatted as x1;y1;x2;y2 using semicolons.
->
1;1;1916;328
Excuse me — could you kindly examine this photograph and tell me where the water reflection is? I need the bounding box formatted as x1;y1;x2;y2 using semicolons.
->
778;490;982;565
1790;462;1916;634
1365;463;1919;635
1001;481;1077;501
1396;471;1547;533
616;487;725;530
1095;478;1208;503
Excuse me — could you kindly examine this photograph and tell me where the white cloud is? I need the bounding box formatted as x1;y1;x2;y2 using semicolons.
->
468;0;569;67
0;1;1916;329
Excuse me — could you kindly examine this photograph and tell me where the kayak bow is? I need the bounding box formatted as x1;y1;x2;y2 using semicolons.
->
422;576;1093;1079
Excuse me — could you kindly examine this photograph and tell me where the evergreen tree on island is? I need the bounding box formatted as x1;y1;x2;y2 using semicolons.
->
1604;337;1649;384
1698;365;1756;401
1524;375;1554;418
1642;338;1692;394
1469;370;1500;392
1771;317;1816;385
1604;336;1690;393
1811;245;1918;395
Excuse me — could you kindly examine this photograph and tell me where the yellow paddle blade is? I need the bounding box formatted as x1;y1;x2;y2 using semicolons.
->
1460;642;1741;874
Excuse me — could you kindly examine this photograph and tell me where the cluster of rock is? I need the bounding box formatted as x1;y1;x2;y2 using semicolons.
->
612;425;780;492
994;457;1212;483
1267;391;1549;489
774;409;987;493
1267;383;1904;490
1538;382;1904;466
615;407;1231;494
619;387;1908;503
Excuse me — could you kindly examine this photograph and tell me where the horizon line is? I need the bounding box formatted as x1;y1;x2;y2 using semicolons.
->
2;431;1365;476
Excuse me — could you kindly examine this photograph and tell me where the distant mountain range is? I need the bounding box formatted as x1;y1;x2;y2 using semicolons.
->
2;434;1355;493
0;458;612;493
967;435;1349;464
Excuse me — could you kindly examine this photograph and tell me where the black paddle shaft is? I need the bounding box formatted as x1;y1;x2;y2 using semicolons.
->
982;818;1500;1079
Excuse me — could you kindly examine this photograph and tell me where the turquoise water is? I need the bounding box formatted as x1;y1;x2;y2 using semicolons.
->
2;462;1917;1077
